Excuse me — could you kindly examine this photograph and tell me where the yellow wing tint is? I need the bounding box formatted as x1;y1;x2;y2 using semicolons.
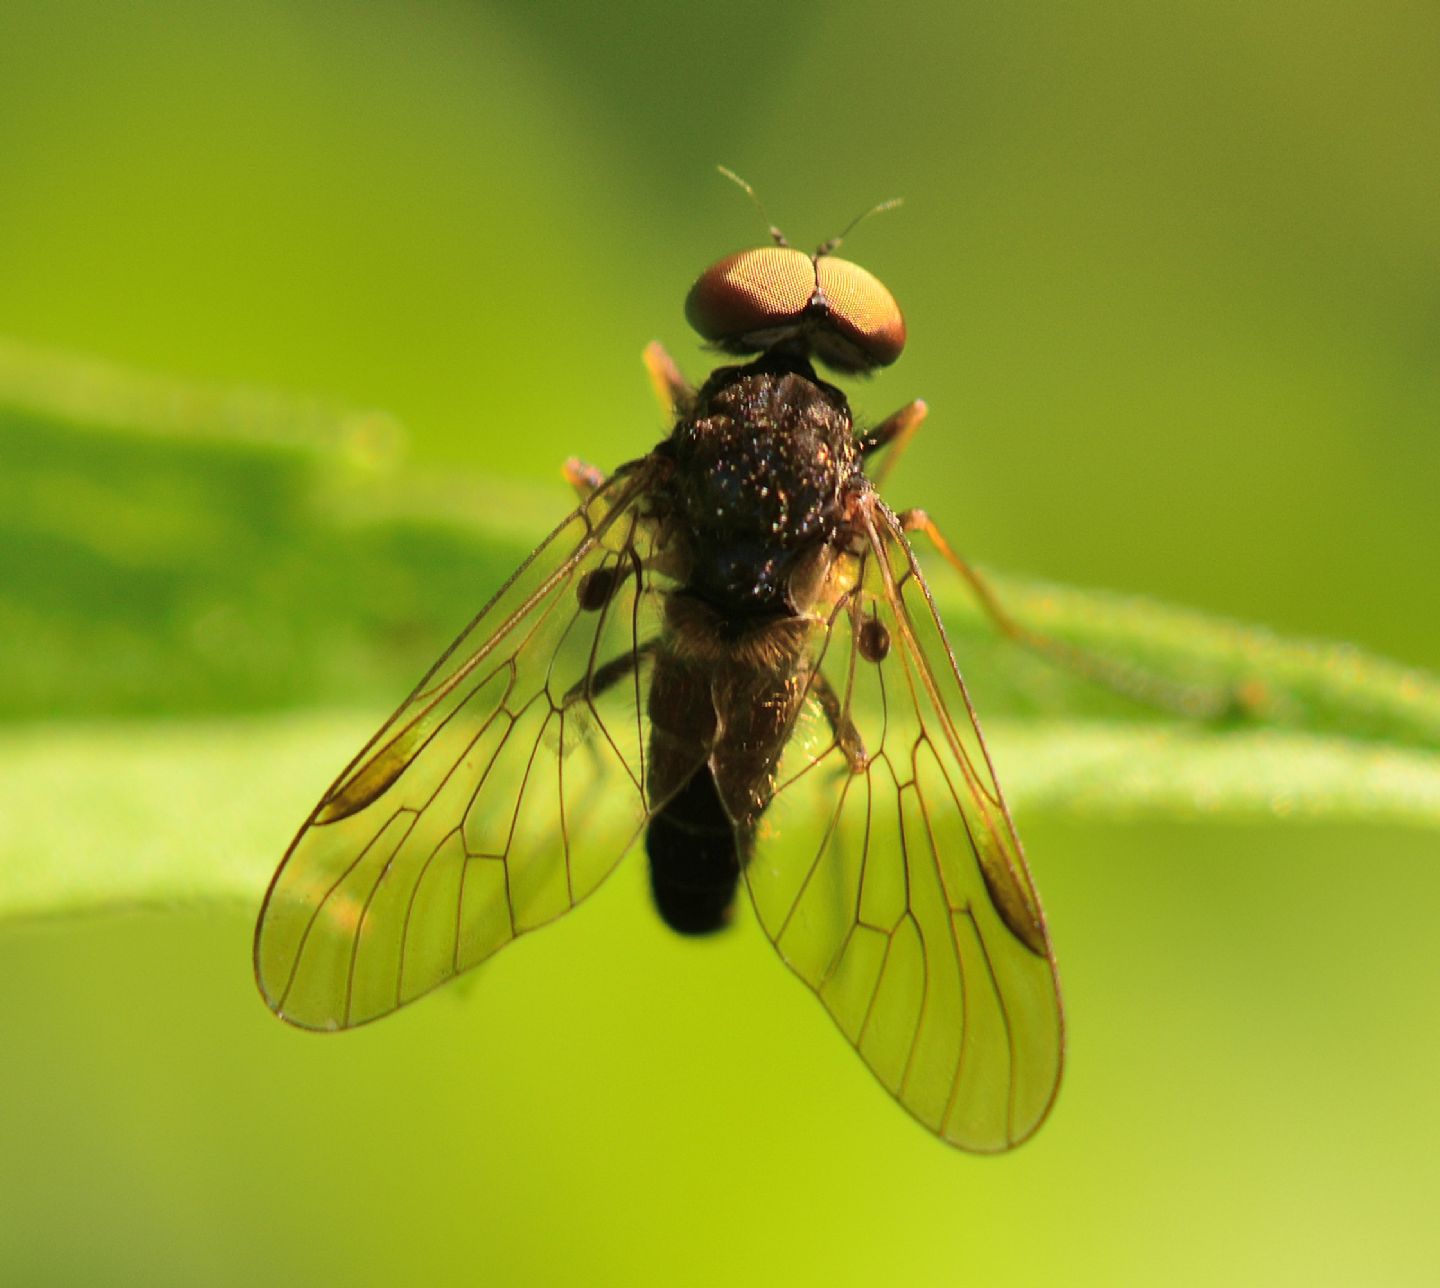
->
745;495;1063;1152
255;463;676;1030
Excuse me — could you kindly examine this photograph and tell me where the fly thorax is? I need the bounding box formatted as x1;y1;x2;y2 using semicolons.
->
665;369;859;615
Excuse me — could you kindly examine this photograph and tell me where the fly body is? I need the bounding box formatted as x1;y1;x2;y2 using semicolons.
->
643;355;862;933
255;191;1065;1153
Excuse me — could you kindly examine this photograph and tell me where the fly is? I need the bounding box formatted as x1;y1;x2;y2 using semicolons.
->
255;181;1064;1153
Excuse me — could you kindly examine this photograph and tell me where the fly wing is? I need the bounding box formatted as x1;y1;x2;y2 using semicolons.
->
255;461;681;1030
744;496;1064;1151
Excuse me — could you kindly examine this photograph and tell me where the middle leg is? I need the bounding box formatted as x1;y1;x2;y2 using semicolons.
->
900;507;1250;721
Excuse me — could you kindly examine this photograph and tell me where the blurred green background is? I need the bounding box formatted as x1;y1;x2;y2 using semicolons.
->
2;1;1437;1284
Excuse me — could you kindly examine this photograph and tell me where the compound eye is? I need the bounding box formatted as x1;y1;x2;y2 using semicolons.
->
685;246;816;352
815;256;906;369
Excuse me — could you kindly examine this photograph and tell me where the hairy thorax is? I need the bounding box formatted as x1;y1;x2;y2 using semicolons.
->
656;360;861;629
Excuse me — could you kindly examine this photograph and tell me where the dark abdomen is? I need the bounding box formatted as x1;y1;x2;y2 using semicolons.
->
645;765;740;935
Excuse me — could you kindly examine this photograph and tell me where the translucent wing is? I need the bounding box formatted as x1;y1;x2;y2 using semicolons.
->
746;495;1064;1152
255;460;686;1030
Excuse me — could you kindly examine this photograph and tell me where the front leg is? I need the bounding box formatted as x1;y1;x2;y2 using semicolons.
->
643;341;695;419
562;457;607;503
858;399;928;489
563;340;696;503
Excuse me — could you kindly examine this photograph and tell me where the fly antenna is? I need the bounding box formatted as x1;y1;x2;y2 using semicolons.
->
816;196;903;258
716;165;788;247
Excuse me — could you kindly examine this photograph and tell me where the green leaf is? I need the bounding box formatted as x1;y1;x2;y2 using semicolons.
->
2;337;1437;925
3;705;1437;925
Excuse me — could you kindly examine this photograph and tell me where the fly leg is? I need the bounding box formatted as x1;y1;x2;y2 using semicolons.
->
808;667;870;772
552;641;657;771
863;404;1241;716
559;640;655;710
564;342;692;502
562;539;652;708
643;341;695;419
899;507;1251;721
563;457;607;503
858;399;928;490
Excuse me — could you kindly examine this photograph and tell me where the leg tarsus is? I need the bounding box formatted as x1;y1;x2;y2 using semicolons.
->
563;457;607;502
860;399;928;489
643;341;694;419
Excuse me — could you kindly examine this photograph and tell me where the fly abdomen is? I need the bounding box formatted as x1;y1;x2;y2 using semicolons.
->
645;766;741;935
